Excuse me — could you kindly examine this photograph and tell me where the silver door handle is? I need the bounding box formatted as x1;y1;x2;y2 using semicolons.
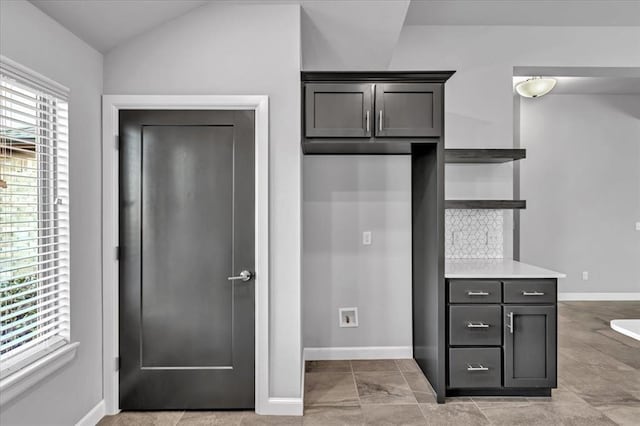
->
365;110;370;132
467;291;489;296
378;110;383;131
467;364;489;372
228;270;253;282
522;291;545;296
506;312;514;334
467;322;490;328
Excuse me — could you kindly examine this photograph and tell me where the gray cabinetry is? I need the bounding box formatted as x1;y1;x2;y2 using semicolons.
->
504;305;557;388
375;83;442;137
449;280;501;304
305;83;373;138
449;348;502;389
449;305;502;346
446;278;557;397
301;72;452;154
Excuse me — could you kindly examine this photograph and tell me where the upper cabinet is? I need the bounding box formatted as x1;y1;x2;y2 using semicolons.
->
374;83;442;138
305;83;373;138
301;72;454;154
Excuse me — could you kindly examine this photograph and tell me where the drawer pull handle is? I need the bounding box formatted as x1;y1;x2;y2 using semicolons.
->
507;312;514;334
522;291;545;296
467;364;489;372
467;322;490;328
467;291;489;296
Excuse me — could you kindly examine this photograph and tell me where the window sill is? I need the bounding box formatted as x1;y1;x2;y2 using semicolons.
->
0;342;79;406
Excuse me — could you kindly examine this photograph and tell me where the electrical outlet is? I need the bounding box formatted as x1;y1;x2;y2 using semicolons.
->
636;222;640;231
362;231;372;245
338;307;358;328
582;271;589;281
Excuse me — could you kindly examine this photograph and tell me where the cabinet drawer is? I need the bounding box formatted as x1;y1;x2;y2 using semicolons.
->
503;280;556;304
449;280;501;304
449;348;501;388
449;305;502;346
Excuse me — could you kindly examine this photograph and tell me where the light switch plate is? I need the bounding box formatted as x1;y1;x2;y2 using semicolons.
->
636;222;640;231
362;231;372;245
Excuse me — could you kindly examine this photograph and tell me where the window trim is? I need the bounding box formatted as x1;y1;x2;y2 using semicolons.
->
0;55;77;406
0;341;78;405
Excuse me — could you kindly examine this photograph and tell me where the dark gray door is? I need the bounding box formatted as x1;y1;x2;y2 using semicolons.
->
305;83;373;137
375;83;442;137
119;110;255;410
503;305;557;388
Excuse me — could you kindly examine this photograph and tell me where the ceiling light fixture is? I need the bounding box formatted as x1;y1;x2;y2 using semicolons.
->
515;77;557;98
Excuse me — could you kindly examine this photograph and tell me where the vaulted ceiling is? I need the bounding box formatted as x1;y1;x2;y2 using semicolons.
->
30;0;209;52
29;0;640;57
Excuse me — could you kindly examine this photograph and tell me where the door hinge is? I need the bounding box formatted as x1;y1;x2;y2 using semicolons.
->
115;356;120;371
115;246;120;261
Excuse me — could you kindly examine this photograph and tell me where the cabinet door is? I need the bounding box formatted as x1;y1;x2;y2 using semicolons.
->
504;305;557;388
305;83;373;137
374;83;442;137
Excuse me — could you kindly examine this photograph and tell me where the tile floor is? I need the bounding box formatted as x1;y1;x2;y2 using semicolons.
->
98;302;640;425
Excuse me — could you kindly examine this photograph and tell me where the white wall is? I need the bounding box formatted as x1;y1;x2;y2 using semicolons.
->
303;156;412;349
390;25;640;262
104;2;302;398
0;1;104;425
520;94;640;294
302;24;640;351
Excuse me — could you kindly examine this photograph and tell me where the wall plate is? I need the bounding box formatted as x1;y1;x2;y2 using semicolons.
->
339;307;359;328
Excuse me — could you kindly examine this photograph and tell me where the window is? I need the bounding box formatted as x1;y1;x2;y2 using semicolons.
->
0;59;70;379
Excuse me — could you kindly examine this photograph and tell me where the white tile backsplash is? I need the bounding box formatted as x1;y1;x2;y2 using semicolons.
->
445;209;503;259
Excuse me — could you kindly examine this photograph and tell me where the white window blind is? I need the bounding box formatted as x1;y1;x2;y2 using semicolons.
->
0;58;70;378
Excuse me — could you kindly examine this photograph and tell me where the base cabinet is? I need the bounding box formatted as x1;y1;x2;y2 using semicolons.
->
446;278;557;397
504;305;557;388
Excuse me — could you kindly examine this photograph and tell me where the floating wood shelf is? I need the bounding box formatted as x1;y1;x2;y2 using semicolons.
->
445;200;527;210
445;149;526;163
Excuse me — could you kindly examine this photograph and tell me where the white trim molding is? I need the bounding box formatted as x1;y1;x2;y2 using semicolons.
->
101;95;270;415
559;293;640;301
304;346;413;361
75;400;106;426
264;398;303;416
0;342;79;406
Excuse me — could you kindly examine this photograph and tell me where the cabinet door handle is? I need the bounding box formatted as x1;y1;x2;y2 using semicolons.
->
467;291;489;296
506;312;514;334
467;322;490;328
467;364;489;372
522;291;545;296
365;110;370;132
379;110;383;132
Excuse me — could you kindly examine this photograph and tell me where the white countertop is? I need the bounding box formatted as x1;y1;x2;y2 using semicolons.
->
611;320;640;341
445;259;566;279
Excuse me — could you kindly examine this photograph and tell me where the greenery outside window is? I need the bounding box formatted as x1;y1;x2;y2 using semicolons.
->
0;57;71;382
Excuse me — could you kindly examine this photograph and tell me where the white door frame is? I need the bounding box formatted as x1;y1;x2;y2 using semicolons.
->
101;95;270;415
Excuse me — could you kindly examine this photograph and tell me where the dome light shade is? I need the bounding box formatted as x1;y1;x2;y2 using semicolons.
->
515;77;557;98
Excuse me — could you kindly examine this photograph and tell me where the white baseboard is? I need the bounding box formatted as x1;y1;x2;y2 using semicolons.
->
559;292;640;301
76;399;106;426
300;349;306;412
262;397;303;416
304;346;413;361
